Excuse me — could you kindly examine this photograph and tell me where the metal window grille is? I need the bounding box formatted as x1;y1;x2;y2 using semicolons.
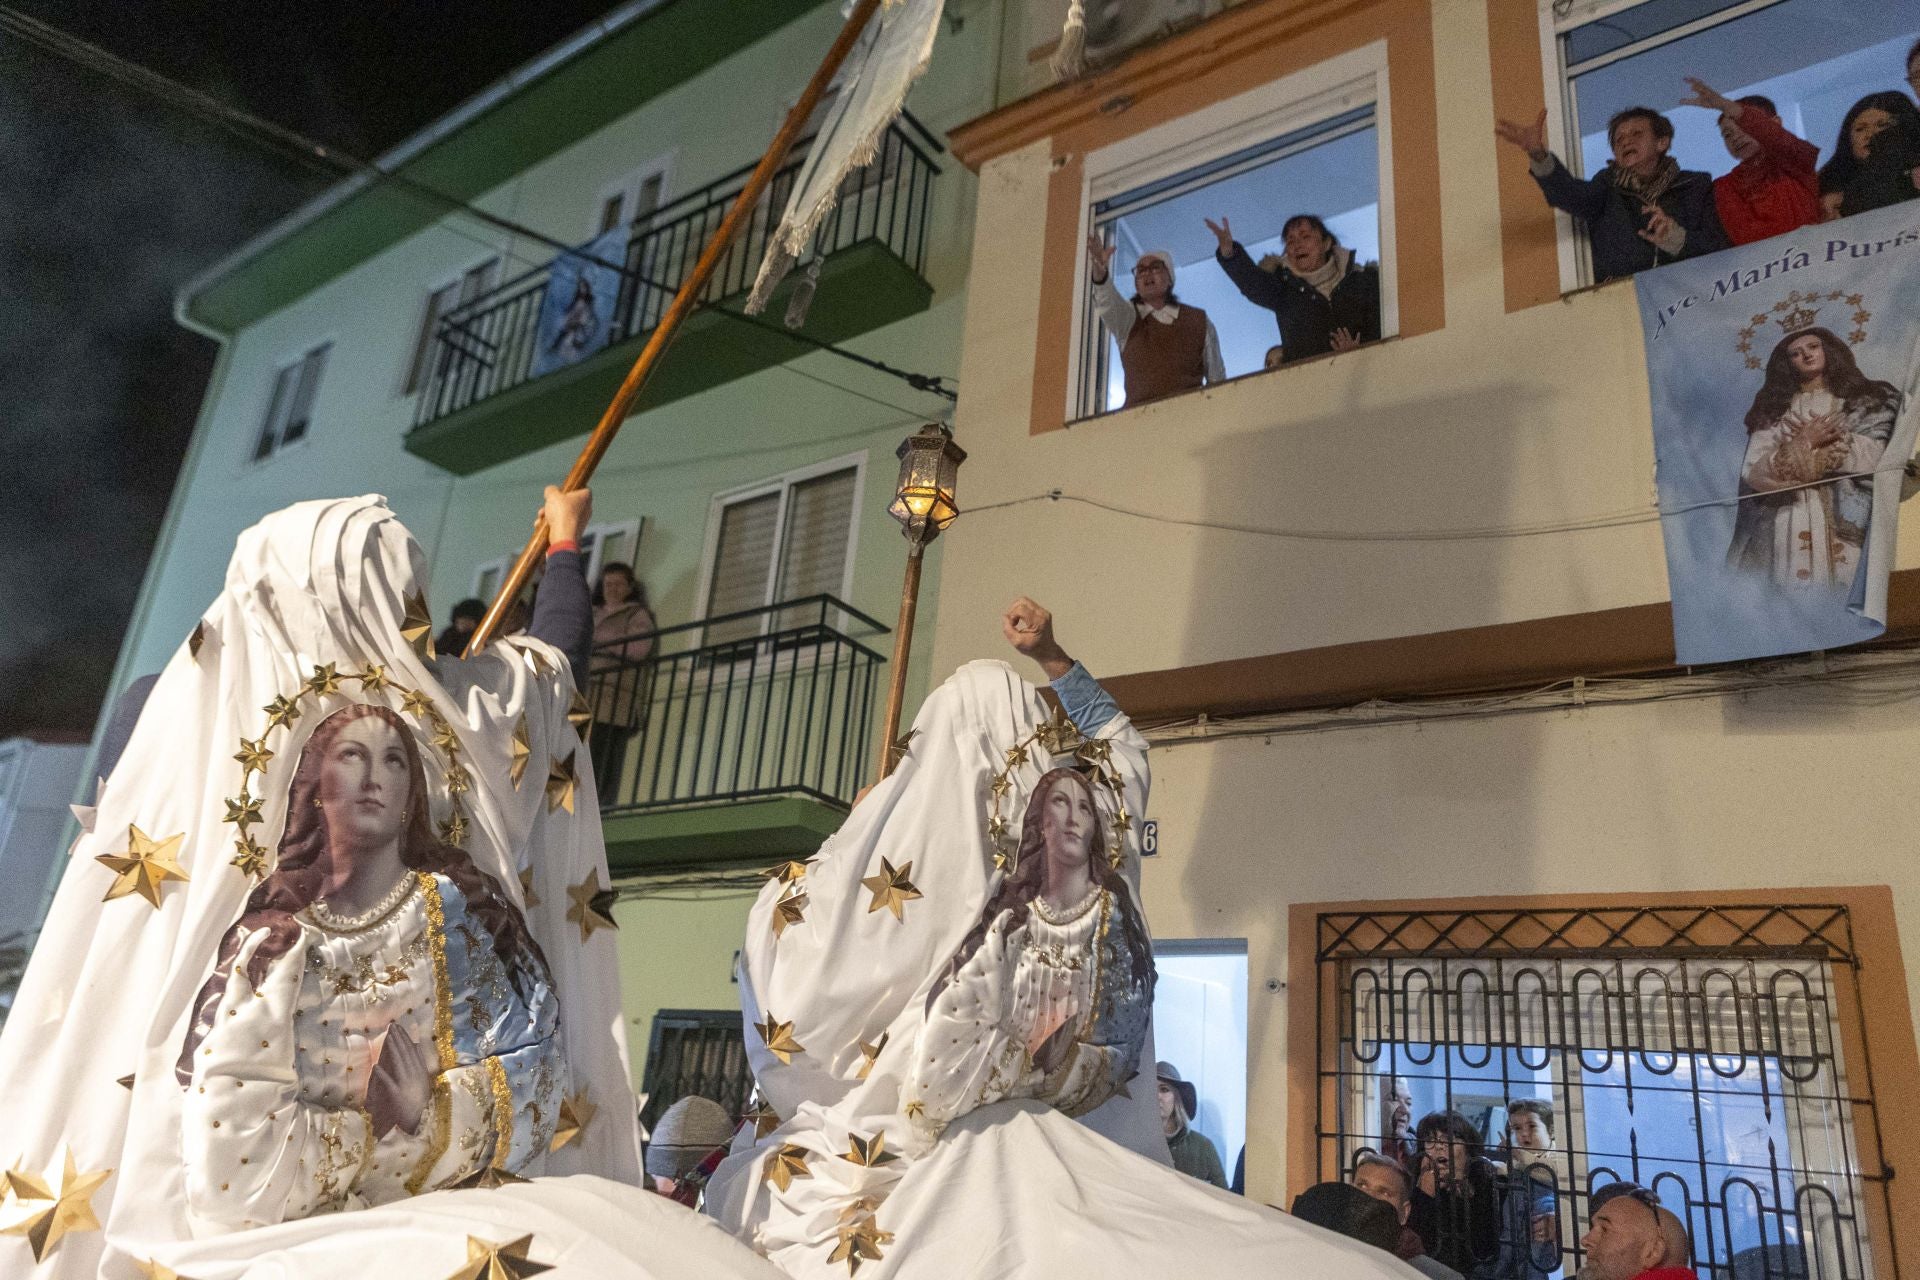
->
1314;906;1893;1280
639;1008;755;1134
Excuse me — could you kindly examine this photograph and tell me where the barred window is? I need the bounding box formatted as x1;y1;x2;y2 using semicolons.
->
639;1008;753;1135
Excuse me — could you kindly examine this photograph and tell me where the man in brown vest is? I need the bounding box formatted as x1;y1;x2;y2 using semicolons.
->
1087;240;1226;408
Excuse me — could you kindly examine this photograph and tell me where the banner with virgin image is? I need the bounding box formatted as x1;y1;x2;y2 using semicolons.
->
1638;201;1920;665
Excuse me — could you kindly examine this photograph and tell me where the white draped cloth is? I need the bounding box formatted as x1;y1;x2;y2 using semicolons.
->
706;659;1422;1280
0;497;774;1278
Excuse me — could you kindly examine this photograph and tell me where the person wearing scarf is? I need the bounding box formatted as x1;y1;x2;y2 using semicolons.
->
1086;240;1226;407
1209;213;1382;363
1496;104;1726;282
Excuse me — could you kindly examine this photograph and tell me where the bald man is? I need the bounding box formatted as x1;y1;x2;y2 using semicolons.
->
1575;1186;1696;1280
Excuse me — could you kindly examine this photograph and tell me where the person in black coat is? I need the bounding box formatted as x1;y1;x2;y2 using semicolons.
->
1495;105;1727;282
1818;91;1920;221
1409;1110;1502;1277
1207;213;1382;363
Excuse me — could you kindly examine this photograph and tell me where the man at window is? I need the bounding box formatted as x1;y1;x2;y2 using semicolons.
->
1208;214;1381;362
1679;79;1820;246
1085;238;1225;406
1496;106;1727;282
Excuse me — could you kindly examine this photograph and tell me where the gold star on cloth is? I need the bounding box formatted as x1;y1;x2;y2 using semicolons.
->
837;1131;896;1168
305;663;343;697
116;1073;135;1090
439;1234;552;1280
828;1216;893;1274
430;722;461;753
564;871;617;942
438;810;469;848
567;691;592;734
756;1013;804;1065
233;738;273;776
400;687;436;718
453;1165;530;1191
358;664;390;693
771;889;808;938
95;824;189;909
856;1031;888;1080
545;752;577;815
136;1260;204;1280
518;867;541;909
763;858;811;885
222;793;262;828
1;1148;112;1263
262;695;302;731
1110;809;1132;839
444;764;472;796
860;857;922;922
400;592;437;661
509;717;532;788
744;1100;782;1140
230;834;270;880
187;620;207;660
765;1142;813;1193
1004;744;1029;769
549;1092;597;1153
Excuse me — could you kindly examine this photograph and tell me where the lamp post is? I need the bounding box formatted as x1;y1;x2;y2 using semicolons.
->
877;422;966;782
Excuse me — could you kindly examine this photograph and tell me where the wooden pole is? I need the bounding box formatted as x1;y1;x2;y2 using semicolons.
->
876;538;926;783
466;0;887;656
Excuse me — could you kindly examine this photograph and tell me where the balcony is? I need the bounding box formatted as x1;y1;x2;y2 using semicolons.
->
405;117;944;475
583;595;889;873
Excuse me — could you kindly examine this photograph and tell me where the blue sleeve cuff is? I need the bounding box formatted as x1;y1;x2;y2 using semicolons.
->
1049;661;1120;737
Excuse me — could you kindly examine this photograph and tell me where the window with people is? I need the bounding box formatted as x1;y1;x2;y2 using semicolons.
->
1502;0;1920;286
1078;99;1390;418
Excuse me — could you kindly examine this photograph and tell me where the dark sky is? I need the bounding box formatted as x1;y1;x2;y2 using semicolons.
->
0;2;623;739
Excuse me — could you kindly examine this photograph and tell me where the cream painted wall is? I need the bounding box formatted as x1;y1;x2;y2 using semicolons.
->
611;885;759;1091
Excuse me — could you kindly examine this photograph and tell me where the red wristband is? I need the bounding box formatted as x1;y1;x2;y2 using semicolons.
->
547;539;579;556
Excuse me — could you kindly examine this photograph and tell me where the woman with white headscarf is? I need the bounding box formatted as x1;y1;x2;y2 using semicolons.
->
1085;239;1226;406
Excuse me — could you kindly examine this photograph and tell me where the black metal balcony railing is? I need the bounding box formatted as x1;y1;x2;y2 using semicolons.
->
583;595;889;815
415;115;944;428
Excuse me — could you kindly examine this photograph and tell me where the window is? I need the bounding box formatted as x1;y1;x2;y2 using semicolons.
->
469;517;642;601
1070;44;1395;419
594;154;674;237
404;258;499;395
1153;940;1249;1186
253;343;330;462
638;1008;755;1135
1547;0;1912;287
700;459;863;646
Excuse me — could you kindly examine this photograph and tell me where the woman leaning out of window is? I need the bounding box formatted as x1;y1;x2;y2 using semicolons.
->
1208;213;1381;363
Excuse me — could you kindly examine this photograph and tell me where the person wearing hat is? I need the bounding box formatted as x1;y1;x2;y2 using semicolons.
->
1085;238;1226;408
1157;1060;1228;1188
645;1094;737;1208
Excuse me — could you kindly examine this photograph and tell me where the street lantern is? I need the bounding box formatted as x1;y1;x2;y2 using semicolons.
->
876;423;966;783
886;422;967;542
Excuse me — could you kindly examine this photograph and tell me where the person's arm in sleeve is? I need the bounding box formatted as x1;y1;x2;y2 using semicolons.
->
1215;240;1287;311
1674;179;1728;259
1090;270;1137;347
1530;153;1610;222
1198;1135;1228;1189
1202;317;1226;385
527;485;594;687
1002;597;1120;737
1738;103;1819;181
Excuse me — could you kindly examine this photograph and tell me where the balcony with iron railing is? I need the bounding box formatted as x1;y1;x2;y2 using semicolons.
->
581;594;889;873
405;115;944;474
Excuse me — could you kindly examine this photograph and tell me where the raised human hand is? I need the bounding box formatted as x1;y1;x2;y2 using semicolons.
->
1637;204;1682;253
1086;234;1117;283
541;484;592;545
366;1024;435;1137
1494;108;1549;159
1203;216;1233;256
1002;596;1073;680
1330;327;1361;353
1680;77;1736;115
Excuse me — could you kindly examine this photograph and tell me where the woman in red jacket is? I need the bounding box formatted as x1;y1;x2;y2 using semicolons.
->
1681;77;1820;246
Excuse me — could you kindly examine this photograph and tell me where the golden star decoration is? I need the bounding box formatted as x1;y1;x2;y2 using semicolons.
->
233;738;273;776
305;663;343;697
187;621;207;660
430;722;461;753
2;1149;112;1263
564;871;617;943
95;824;190;909
116;1073;136;1090
230;834;270;880
860;858;922;922
765;1143;813;1193
453;1165;529;1191
548;1091;597;1153
545;752;577;815
439;1234;552;1280
763;858;810;885
756;1013;804;1065
828;1216;893;1274
135;1259;203;1280
903;1099;925;1122
988;773;1013;799
856;1031;888;1080
509;717;532;789
262;695;302;731
1004;744;1029;769
837;1131;896;1168
444;764;472;796
1110;809;1132;839
400;688;435;718
771;889;809;939
438;810;469;848
400;591;437;661
523;647;554;677
358;664;389;693
222;793;262;829
567;691;592;734
517;867;541;909
744;1100;781;1140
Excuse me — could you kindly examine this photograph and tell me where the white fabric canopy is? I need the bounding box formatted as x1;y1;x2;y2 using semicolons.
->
0;497;639;1277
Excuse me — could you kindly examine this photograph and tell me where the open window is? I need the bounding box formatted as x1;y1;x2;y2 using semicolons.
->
1544;0;1913;289
1071;43;1396;420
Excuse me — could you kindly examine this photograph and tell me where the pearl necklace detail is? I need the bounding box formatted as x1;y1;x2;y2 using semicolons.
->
308;871;419;934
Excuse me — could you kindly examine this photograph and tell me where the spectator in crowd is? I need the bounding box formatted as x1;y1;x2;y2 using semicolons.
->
1489;1100;1562;1280
644;1094;736;1209
1495;105;1727;281
1264;344;1286;371
1818;91;1920;221
1578;1184;1696;1280
587;561;657;787
1292;1181;1403;1254
1381;1075;1417;1168
1157;1061;1228;1187
1410;1110;1501;1276
1085;239;1225;406
436;597;487;657
1208;213;1381;362
1679;78;1820;245
1353;1152;1464;1280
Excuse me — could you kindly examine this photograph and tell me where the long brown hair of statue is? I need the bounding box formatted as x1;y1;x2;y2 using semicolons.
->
933;766;1154;1008
1744;327;1900;434
177;702;552;1085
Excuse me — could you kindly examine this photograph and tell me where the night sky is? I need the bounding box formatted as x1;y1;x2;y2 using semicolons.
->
0;2;622;739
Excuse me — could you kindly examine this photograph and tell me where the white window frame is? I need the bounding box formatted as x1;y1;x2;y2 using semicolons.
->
402;254;502;396
469;517;643;601
593;151;677;238
693;451;868;645
247;339;333;466
1066;40;1398;424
